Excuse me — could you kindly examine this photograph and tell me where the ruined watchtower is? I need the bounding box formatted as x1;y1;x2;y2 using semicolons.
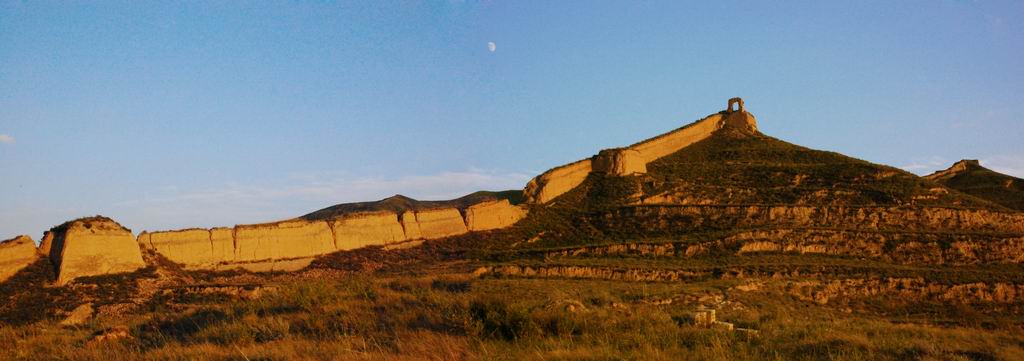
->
523;98;759;203
723;97;757;132
727;97;745;113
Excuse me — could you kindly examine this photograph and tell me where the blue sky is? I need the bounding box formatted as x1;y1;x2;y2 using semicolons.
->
1;1;1022;238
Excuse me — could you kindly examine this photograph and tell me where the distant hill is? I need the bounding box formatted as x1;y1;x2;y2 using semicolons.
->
925;159;1024;211
300;190;523;221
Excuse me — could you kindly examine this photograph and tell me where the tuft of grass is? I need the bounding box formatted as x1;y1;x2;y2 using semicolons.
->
468;296;536;341
3;275;1024;360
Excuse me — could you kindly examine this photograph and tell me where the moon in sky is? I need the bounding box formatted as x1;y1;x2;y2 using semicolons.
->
487;42;496;52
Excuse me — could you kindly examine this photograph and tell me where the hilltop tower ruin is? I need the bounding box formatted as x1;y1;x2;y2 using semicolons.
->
728;97;745;112
524;98;759;203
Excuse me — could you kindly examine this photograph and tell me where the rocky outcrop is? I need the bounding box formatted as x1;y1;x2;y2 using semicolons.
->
480;265;1024;304
218;258;315;273
723;229;1024;265
161;284;275;301
542;242;678;258
465;200;528;232
604;205;1024;234
540;228;1024;265
60;303;94;326
524;99;760;204
737;241;782;254
48;217;146;285
787;278;1024;304
0;235;39;282
480;264;708;282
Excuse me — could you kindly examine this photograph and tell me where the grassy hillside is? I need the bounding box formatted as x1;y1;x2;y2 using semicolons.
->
580;127;998;209
495;128;1011;250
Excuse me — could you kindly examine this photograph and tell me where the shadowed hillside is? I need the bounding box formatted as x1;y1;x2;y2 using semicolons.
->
926;160;1024;211
499;125;1015;250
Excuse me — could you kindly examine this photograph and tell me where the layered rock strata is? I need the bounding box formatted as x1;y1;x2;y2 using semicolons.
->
480;265;1024;304
596;205;1024;234
538;229;1024;266
788;278;1024;304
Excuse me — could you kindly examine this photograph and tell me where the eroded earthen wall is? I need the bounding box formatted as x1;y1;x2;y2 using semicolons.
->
400;211;423;240
53;222;145;285
38;231;53;256
411;208;469;239
332;212;408;250
0;235;39;282
146;229;219;266
234;220;336;262
210;227;235;263
524;109;760;204
142;198;528;270
465;200;528;231
592;148;647;176
628;113;725;163
524;159;594;204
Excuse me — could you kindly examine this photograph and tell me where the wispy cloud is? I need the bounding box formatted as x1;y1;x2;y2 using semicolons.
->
0;134;14;144
113;169;533;232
